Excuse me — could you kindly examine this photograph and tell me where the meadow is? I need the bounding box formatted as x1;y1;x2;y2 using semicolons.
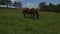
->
0;9;60;34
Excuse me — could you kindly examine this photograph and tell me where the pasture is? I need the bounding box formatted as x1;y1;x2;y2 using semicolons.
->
0;9;60;34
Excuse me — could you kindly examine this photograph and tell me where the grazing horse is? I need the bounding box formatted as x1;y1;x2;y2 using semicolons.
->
22;8;39;19
28;8;39;19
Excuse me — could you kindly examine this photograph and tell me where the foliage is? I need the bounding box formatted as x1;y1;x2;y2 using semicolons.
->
13;1;22;8
39;2;60;12
0;0;12;7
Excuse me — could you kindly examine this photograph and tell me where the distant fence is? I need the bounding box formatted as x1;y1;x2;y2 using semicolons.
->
0;5;16;8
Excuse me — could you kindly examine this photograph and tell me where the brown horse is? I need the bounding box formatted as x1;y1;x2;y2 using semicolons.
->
22;8;39;19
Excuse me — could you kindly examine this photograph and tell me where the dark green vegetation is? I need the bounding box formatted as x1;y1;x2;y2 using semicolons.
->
0;9;60;34
39;2;60;12
0;0;12;8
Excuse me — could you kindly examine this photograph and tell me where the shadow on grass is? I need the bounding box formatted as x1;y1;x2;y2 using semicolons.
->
25;27;34;31
23;16;40;20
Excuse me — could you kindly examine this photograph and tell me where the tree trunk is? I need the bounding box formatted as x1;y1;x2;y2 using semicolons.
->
7;3;8;8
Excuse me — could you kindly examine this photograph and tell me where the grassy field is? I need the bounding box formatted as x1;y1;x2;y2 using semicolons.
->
0;9;60;34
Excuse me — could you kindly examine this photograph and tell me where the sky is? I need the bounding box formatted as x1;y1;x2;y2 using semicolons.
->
11;0;60;8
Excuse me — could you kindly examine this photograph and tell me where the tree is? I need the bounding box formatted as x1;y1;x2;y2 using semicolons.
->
17;1;22;8
39;2;48;11
57;4;60;10
48;3;56;12
39;2;46;10
13;1;22;8
38;2;60;12
13;1;17;7
0;0;12;7
55;4;60;12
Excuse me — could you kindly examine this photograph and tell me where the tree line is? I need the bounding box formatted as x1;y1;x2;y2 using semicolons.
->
39;2;60;12
0;0;60;12
0;0;22;8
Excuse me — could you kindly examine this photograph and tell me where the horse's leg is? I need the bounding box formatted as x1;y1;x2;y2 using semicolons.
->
29;13;32;18
32;13;35;19
36;13;39;19
25;11;29;18
28;13;30;18
23;11;26;17
26;11;29;18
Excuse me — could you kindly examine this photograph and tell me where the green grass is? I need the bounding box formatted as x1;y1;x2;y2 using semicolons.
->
0;9;60;34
